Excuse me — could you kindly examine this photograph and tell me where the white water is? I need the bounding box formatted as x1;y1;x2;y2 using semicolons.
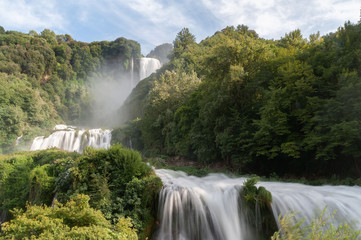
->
155;169;361;240
263;181;361;229
30;125;111;153
139;57;161;81
15;135;22;145
130;57;135;88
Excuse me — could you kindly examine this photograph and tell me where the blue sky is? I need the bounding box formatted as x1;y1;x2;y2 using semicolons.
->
0;0;359;55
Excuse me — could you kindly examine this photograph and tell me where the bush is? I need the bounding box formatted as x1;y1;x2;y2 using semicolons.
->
0;150;78;214
241;177;276;238
1;194;138;240
272;208;361;240
0;146;161;239
242;177;272;208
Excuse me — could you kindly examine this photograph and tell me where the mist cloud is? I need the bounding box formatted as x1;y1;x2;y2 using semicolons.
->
88;66;134;128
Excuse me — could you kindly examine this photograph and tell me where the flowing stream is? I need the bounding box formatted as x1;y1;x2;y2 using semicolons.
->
155;169;361;240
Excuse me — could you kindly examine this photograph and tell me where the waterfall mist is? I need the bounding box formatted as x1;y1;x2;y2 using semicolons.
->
87;57;161;128
87;65;135;128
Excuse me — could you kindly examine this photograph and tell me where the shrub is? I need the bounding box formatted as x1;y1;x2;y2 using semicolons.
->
272;208;361;240
1;194;138;240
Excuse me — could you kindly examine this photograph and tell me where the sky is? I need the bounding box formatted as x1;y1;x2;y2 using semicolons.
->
0;0;359;55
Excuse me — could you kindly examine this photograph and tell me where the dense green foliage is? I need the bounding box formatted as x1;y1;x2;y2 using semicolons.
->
272;208;361;240
67;145;162;237
0;145;162;239
0;27;140;153
0;149;79;211
122;22;361;178
1;194;138;240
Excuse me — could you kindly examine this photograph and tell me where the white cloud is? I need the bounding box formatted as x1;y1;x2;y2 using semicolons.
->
123;0;194;28
0;0;65;31
0;0;358;54
69;0;195;53
200;0;360;39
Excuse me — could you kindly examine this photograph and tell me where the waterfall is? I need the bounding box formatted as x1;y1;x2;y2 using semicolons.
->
130;57;135;88
155;169;361;240
264;181;361;228
30;125;112;153
15;135;22;145
139;57;161;81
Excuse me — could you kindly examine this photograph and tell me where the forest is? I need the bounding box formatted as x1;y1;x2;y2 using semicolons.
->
119;22;361;179
2;23;361;179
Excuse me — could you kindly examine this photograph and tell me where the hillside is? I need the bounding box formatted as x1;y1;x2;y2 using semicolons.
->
119;23;361;179
0;27;140;153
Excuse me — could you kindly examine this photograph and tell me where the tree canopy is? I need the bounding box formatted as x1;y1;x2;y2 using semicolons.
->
122;22;361;178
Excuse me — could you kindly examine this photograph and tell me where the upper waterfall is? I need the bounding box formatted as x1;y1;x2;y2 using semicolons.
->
30;125;111;153
155;169;361;240
130;57;135;88
139;57;161;81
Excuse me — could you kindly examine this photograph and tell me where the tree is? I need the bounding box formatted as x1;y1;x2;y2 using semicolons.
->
278;29;307;48
28;30;38;36
170;28;196;60
40;29;57;45
141;70;201;155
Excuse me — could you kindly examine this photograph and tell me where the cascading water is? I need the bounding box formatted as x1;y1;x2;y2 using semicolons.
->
30;124;111;153
155;169;258;240
139;57;161;81
155;169;361;240
130;57;135;88
264;181;361;228
15;135;22;145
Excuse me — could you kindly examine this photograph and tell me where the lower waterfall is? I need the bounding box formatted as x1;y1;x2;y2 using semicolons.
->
30;124;111;153
155;169;361;240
